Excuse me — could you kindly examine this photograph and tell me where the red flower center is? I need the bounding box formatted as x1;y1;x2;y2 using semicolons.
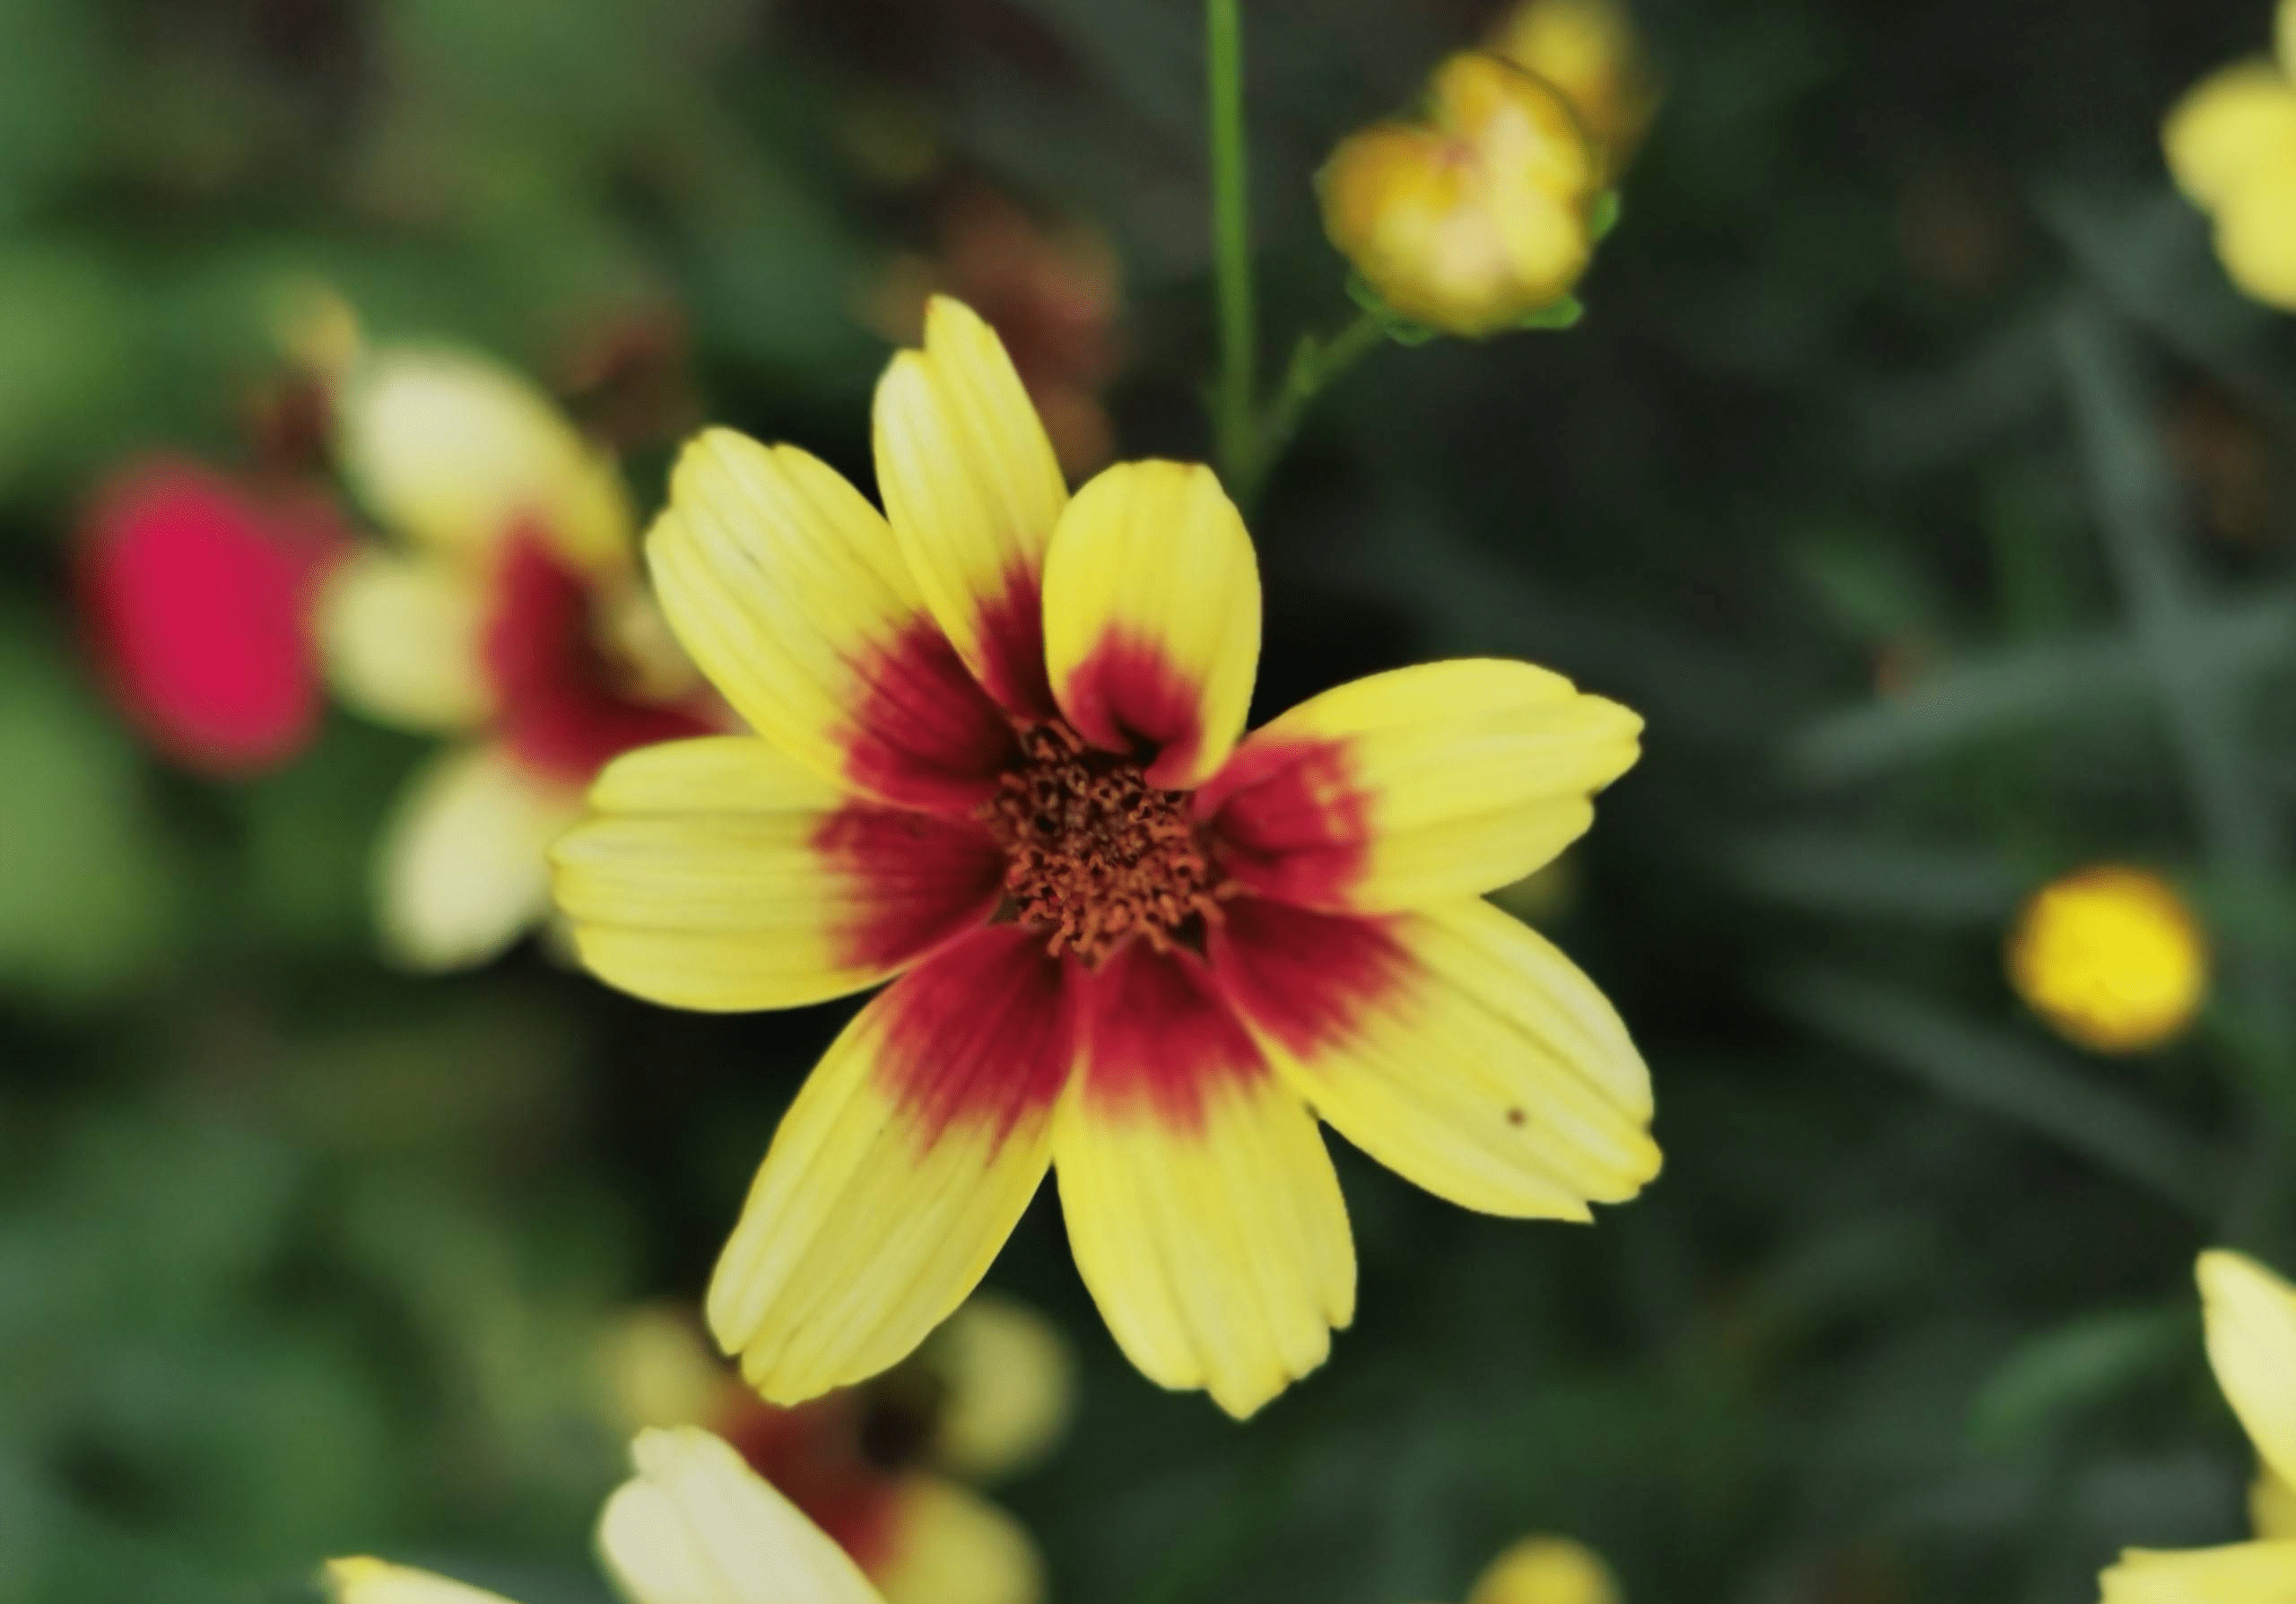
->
978;719;1233;963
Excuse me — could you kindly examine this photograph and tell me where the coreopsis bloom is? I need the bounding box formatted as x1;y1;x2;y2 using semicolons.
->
600;1296;1070;1604
1487;0;1657;181
2098;1251;2296;1600
1417;1537;1623;1604
317;342;719;969
327;1426;902;1604
1319;52;1604;337
2005;866;2208;1054
2164;0;2296;310
77;458;346;774
552;297;1657;1417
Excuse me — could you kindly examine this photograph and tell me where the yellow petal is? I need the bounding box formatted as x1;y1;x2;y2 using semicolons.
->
2257;1473;2296;1541
1055;944;1355;1418
923;1295;1076;1481
1039;460;1260;789
552;737;1004;1013
1198;658;1641;912
2164;60;2296;212
337;345;632;571
597;1426;886;1604
324;1561;521;1604
2217;149;2296;311
648;431;1019;813
2200;1251;2296;1487
1467;1537;1623;1604
1214;896;1659;1220
597;1303;729;1434
871;1477;1043;1604
1486;0;1659;179
707;928;1076;1404
316;549;493;733
376;742;583;971
873;297;1066;717
2099;1542;2296;1604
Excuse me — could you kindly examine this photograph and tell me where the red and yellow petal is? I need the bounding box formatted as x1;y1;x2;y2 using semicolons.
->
552;737;1006;1012
869;1476;1043;1604
317;548;495;734
648;429;1018;812
1055;943;1354;1418
708;927;1079;1404
873;297;1066;719
1196;659;1640;913
376;742;587;972
1039;461;1260;789
1212;896;1659;1220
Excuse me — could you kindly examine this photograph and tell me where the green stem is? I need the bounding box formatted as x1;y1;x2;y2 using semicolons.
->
1249;310;1385;497
1205;0;1256;489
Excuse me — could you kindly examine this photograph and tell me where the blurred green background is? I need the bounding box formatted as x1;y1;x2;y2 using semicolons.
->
4;1;2294;1601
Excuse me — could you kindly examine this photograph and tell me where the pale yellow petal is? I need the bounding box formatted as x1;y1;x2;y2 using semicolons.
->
1039;460;1260;789
707;928;1074;1404
924;1295;1076;1481
338;345;632;570
1215;896;1659;1220
323;1560;520;1604
597;1426;886;1604
2201;1251;2296;1487
2217;150;2296;311
1468;1537;1623;1604
871;1477;1042;1604
376;742;583;971
2099;1542;2296;1604
316;549;493;733
552;737;1004;1013
598;1303;729;1434
1198;658;1641;913
2163;61;2296;212
873;297;1066;716
2257;1473;2296;1541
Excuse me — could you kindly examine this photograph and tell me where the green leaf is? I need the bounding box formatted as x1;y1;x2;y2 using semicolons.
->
1591;188;1622;240
1516;295;1585;331
1968;1306;2191;1451
1344;274;1439;344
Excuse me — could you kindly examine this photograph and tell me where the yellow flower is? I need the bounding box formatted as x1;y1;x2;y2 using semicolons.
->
317;337;721;970
1318;53;1603;337
2098;1251;2296;1601
1486;0;1657;180
2005;866;2207;1053
550;296;1657;1417
1432;1537;1623;1604
2163;2;2296;310
597;1296;1070;1604
326;1427;891;1604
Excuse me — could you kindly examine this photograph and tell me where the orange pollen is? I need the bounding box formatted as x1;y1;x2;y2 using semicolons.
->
978;720;1232;963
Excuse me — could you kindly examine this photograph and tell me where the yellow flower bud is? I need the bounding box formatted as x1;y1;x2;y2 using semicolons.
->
2005;866;2208;1054
1319;52;1601;338
1487;0;1658;179
1467;1538;1623;1604
2162;58;2296;212
2216;144;2296;309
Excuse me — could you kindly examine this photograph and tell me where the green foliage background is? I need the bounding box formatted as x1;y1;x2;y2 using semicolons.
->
2;1;2292;1600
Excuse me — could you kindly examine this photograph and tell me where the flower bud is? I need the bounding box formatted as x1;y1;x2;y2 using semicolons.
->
1487;0;1657;179
2006;866;2208;1053
1318;52;1601;337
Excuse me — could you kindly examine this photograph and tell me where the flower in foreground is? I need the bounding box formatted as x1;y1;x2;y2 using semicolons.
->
1319;52;1605;337
317;338;720;969
1416;1536;1623;1604
2098;1251;2296;1601
1487;0;1658;181
326;1426;899;1604
600;1295;1070;1604
552;296;1658;1417
77;457;346;774
2005;866;2208;1054
2163;0;2296;310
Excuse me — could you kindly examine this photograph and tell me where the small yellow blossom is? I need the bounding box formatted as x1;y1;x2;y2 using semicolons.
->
1319;53;1603;337
2005;866;2207;1053
1413;1536;1622;1604
2163;0;2296;309
1487;0;1657;180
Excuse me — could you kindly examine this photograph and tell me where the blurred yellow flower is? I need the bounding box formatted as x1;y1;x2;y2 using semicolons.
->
1413;1536;1622;1604
598;1295;1070;1604
2005;866;2207;1053
2163;1;2296;310
1319;52;1603;336
2098;1251;2296;1601
1487;0;1657;180
328;1427;889;1604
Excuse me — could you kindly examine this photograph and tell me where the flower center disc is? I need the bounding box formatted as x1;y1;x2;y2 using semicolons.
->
979;721;1228;963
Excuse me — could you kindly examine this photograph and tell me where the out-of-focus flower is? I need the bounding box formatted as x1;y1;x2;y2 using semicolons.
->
1320;52;1604;337
2164;2;2296;310
1413;1536;1623;1604
867;186;1123;476
77;458;347;775
599;1295;1066;1604
551;296;1655;1417
553;304;702;456
327;1427;897;1604
1486;0;1657;180
2005;866;2208;1053
2098;1251;2296;1600
320;341;722;971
